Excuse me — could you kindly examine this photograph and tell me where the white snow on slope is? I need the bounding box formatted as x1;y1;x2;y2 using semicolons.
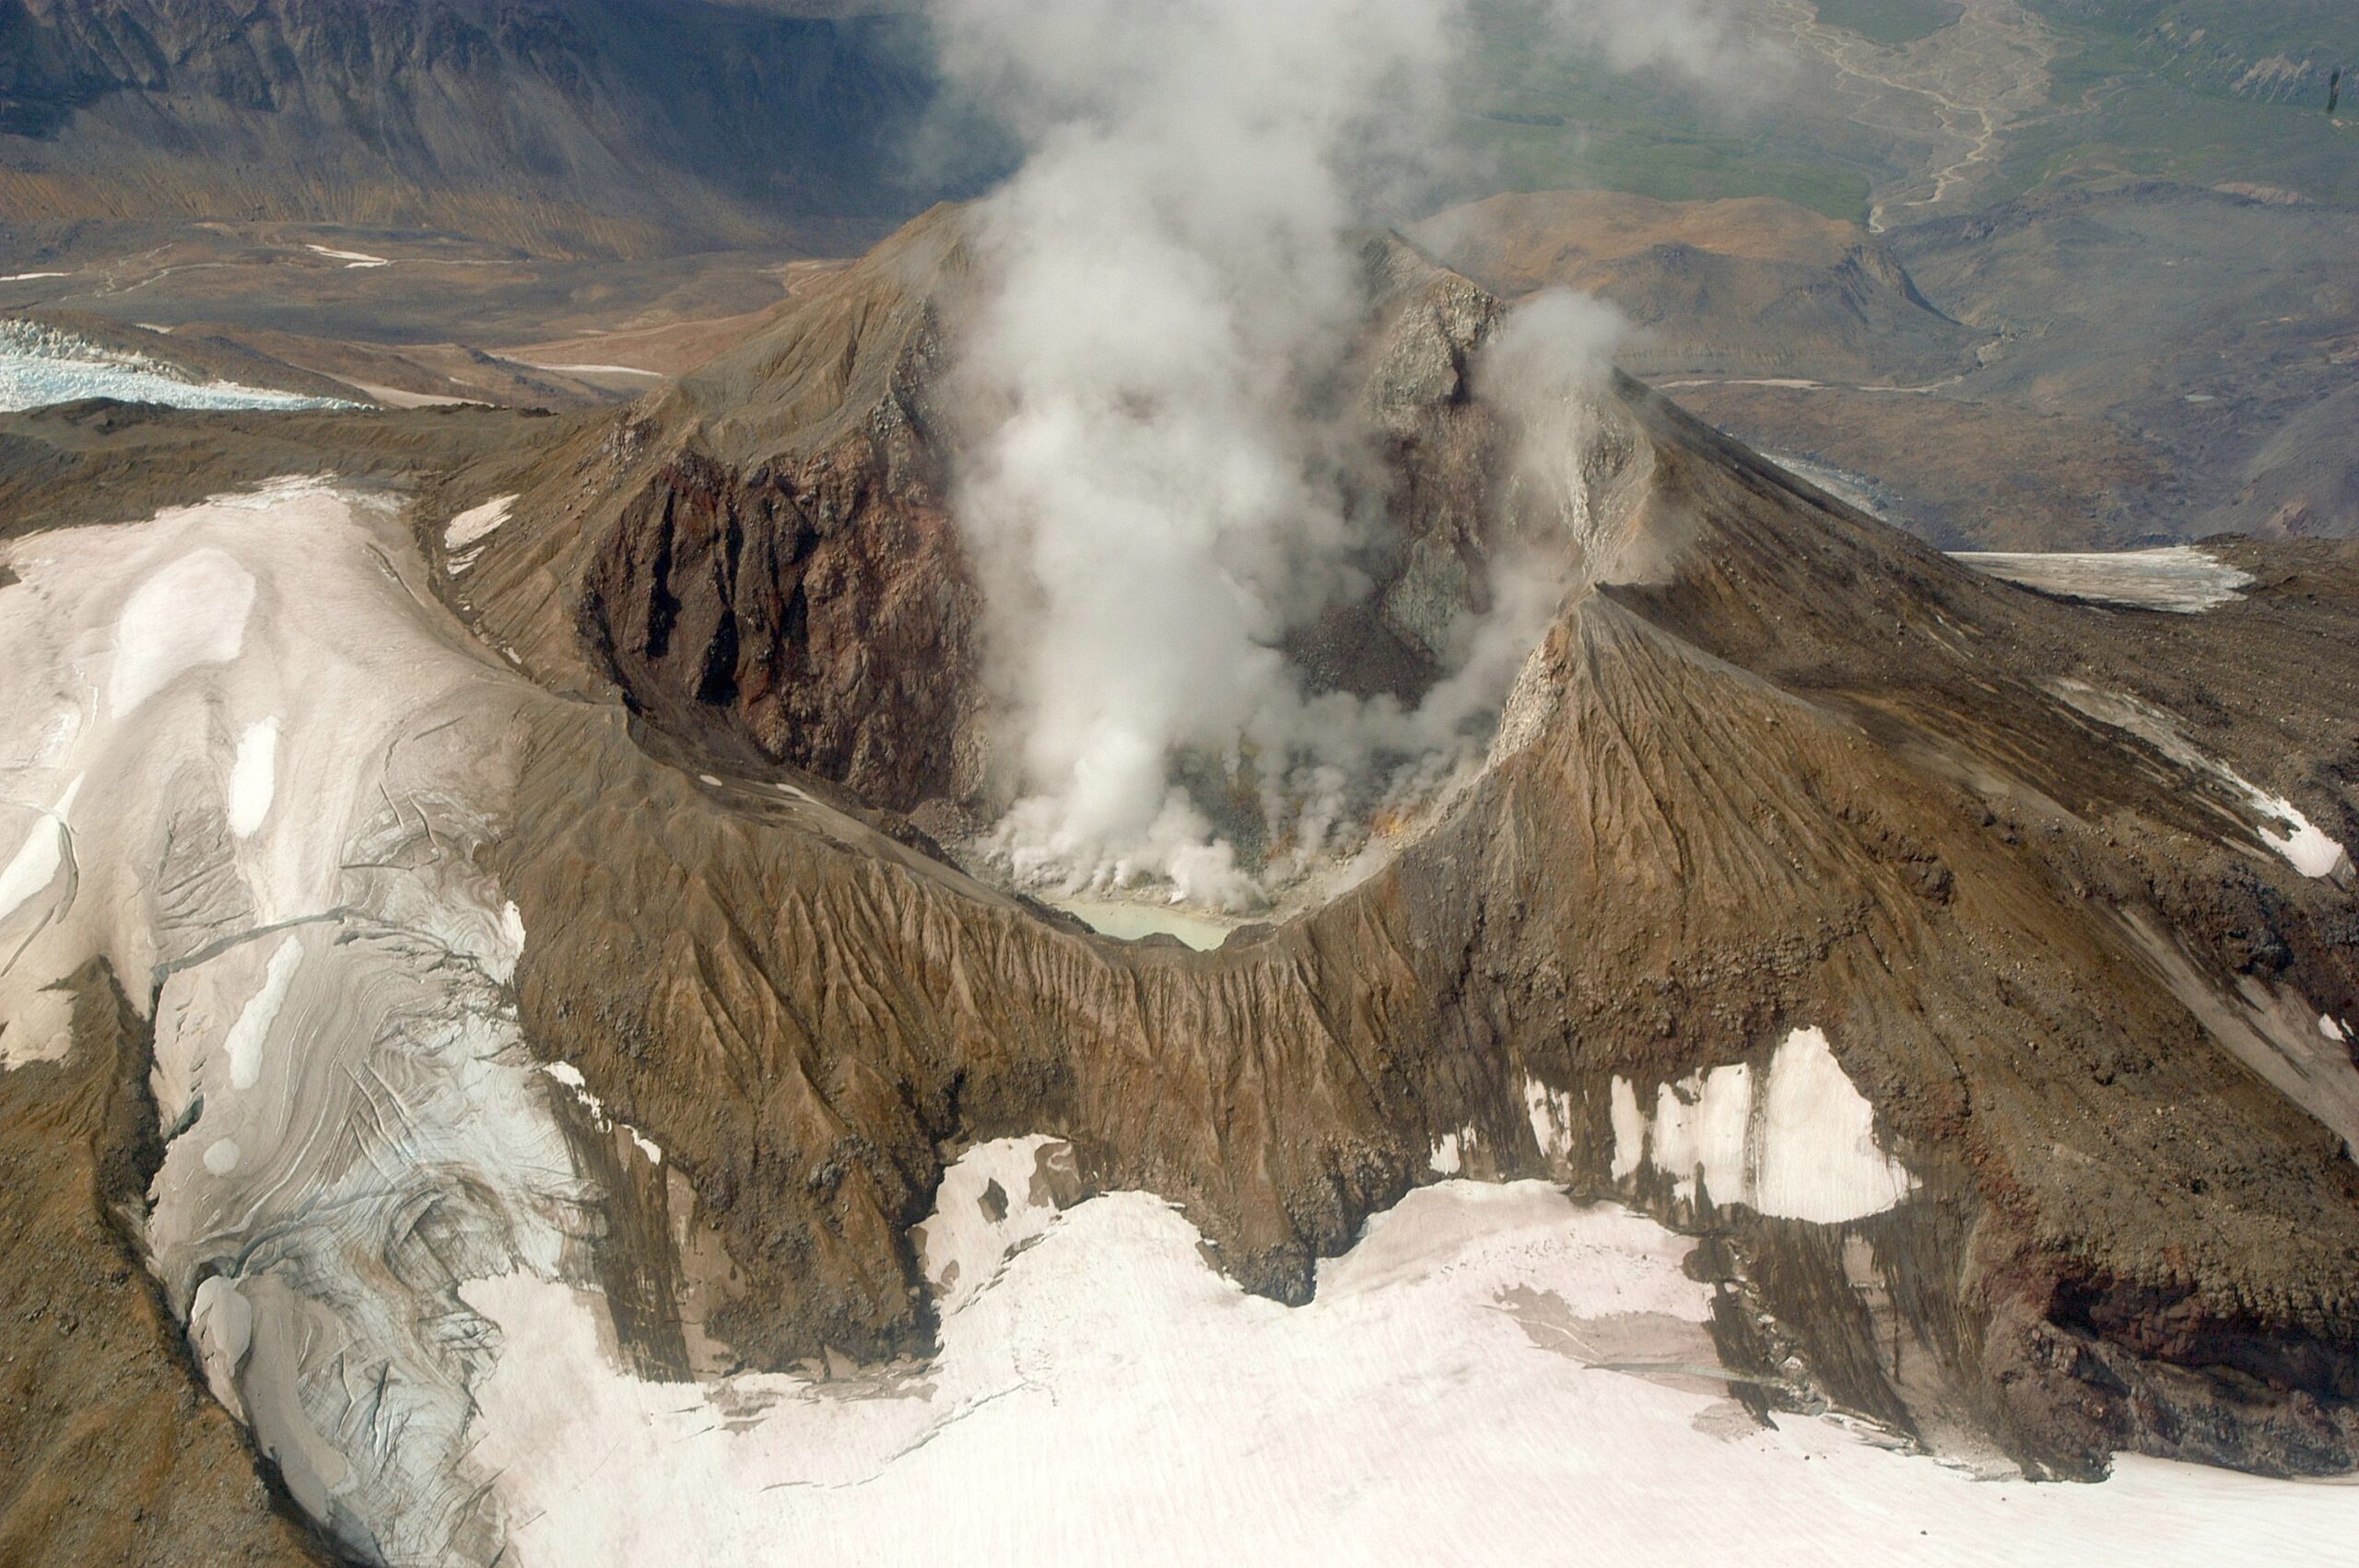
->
2259;811;2348;880
462;1175;2359;1568
0;480;580;1562
2053;680;2350;880
108;547;256;713
1614;1026;1916;1223
222;934;303;1092
523;362;663;377
910;1135;1078;1313
227;717;277;837
443;495;516;552
1954;546;2256;614
0;775;80;929
305;244;391;267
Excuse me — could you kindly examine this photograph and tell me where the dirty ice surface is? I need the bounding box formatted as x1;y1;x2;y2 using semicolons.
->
1952;546;2255;614
0;322;356;413
0;479;578;1563
466;1157;2359;1568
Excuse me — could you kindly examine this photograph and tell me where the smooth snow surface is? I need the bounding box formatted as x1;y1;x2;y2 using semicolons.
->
443;496;516;552
1755;1026;1919;1222
227;718;278;837
1616;1027;1915;1222
525;362;663;377
222;935;304;1092
1523;1075;1577;1168
0;775;79;928
911;1136;1075;1313
1954;546;2256;613
2257;805;2348;879
108;547;257;713
1609;1075;1647;1179
463;1178;2359;1568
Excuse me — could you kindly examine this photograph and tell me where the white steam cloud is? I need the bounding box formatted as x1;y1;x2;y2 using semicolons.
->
937;0;1691;909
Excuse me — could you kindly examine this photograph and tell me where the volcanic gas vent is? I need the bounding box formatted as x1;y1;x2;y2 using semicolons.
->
582;216;1650;937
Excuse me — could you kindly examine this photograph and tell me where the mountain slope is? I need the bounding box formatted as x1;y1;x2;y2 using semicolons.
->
1;206;2356;1562
0;0;959;256
444;205;2359;1479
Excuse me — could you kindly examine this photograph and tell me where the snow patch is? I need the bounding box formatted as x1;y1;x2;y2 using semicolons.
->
0;775;81;927
539;1059;666;1169
224;935;304;1092
524;362;663;377
2050;682;2349;879
188;1276;252;1421
1954;546;2256;614
2256;802;2347;880
912;1136;1079;1313
227;717;278;837
1609;1075;1646;1180
1755;1027;1918;1223
305;244;391;267
1614;1028;1915;1223
1522;1075;1577;1167
110;548;257;714
204;1137;241;1175
443;496;515;552
2325;1015;2351;1045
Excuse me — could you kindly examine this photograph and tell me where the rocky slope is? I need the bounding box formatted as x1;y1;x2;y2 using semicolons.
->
0;0;958;256
446;205;2359;1475
2;205;2356;1562
1412;188;1984;385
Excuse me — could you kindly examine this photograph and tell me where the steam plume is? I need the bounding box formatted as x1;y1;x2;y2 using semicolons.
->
935;0;1708;908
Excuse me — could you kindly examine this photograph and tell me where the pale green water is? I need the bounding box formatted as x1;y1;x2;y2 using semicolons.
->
1056;898;1236;952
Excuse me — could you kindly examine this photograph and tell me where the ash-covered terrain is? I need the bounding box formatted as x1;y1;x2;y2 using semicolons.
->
0;1;2355;1565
